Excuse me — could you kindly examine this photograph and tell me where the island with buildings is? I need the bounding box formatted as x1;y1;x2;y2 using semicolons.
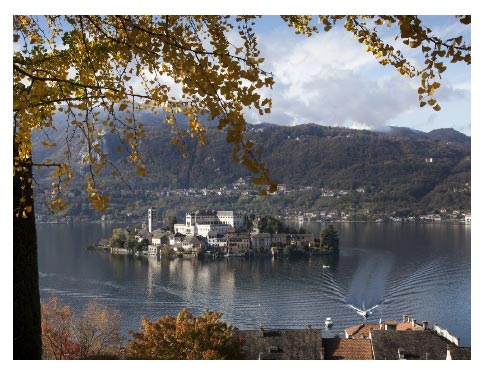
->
94;208;335;258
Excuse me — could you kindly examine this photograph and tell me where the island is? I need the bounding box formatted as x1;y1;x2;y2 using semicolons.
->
92;208;339;259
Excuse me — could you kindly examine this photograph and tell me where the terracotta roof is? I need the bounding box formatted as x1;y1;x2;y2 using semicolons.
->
233;329;323;360
345;322;423;338
396;322;423;331
323;338;373;360
345;324;381;338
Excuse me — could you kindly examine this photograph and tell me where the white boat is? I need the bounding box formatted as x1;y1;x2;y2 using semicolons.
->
348;304;379;319
322;265;330;269
357;309;369;318
325;317;333;327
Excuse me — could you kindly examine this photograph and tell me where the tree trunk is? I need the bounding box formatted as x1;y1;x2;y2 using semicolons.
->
13;141;42;359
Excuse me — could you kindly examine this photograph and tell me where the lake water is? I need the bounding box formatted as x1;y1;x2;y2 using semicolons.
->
37;221;471;346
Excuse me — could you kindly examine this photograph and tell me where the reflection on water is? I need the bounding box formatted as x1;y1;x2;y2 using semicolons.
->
37;222;471;345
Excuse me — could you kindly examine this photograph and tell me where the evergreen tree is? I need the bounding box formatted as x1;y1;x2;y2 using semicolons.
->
169;216;177;233
320;225;339;252
242;214;253;233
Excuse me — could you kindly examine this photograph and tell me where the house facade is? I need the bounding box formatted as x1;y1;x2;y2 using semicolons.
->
226;233;251;255
251;233;272;250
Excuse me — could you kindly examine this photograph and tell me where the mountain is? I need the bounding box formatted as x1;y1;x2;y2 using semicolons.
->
426;128;471;143
385;126;426;137
31;122;471;218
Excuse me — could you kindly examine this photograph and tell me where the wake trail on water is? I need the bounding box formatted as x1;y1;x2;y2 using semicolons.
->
381;257;448;304
320;268;348;304
319;267;382;317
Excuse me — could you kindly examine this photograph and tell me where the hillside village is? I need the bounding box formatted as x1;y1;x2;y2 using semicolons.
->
37;177;471;225
33;124;471;224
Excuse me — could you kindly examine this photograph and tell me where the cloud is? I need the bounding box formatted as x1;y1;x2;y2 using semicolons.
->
244;27;418;129
244;23;470;133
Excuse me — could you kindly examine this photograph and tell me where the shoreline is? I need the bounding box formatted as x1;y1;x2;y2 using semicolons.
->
37;219;471;225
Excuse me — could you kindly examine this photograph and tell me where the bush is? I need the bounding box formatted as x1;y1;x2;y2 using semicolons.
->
41;297;122;360
126;308;245;359
161;245;174;257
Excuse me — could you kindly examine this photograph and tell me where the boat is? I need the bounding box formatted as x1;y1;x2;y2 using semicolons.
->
322;265;330;269
357;309;369;318
325;317;333;327
348;304;379;319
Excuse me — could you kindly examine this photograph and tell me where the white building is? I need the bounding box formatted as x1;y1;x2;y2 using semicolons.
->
147;244;159;256
148;207;157;233
174;210;243;238
216;211;243;230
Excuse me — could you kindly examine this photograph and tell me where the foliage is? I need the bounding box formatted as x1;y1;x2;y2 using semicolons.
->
125;238;138;250
256;245;267;255
74;301;122;359
320;225;339;252
126;308;245;359
169;216;177;233
41;297;122;360
283;244;297;256
135;238;149;252
109;227;126;247
257;215;285;234
41;297;80;359
160;244;175;257
241;214;254;233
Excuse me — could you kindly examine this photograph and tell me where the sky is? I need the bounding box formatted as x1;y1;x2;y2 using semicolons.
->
242;15;471;135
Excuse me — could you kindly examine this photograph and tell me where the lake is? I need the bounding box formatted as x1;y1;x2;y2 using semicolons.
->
37;221;471;346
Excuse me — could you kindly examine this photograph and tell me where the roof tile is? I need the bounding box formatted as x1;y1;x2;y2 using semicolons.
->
323;338;373;360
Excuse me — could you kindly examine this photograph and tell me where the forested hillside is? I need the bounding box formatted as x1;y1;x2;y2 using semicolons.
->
32;123;471;220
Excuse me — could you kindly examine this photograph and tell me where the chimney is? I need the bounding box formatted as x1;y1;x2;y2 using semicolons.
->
397;348;405;360
422;321;428;330
403;314;408;323
411;318;416;327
